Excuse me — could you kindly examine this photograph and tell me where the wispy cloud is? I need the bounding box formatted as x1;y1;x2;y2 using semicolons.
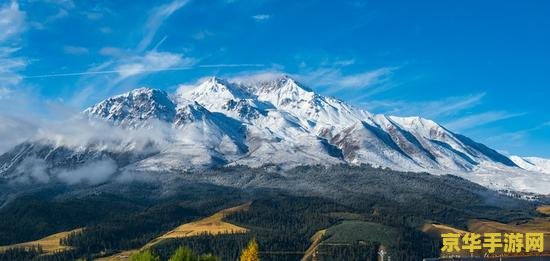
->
115;51;193;79
443;111;526;131
485;130;528;146
43;51;188;89
30;0;74;30
296;66;396;97
99;47;125;57
481;121;550;153
23;63;264;79
138;0;190;52
252;14;270;22
0;47;26;86
335;68;394;89
365;92;525;132
65;0;191;107
99;27;112;34
0;1;25;42
0;86;12;98
63;45;89;55
43;0;75;9
366;93;486;119
192;30;214;40
0;1;26;92
333;59;355;66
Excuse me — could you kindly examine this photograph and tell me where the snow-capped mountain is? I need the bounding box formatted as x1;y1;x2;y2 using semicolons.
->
84;88;176;128
510;156;550;174
1;74;549;194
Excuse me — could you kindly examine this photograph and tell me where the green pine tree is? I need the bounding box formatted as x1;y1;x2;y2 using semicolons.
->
168;246;198;261
130;249;160;261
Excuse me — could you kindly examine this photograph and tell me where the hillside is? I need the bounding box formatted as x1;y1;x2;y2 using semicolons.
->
0;228;82;254
0;165;544;260
98;203;250;260
144;202;250;248
423;216;550;256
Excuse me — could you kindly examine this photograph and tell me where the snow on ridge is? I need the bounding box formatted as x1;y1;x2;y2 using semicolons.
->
510;156;550;174
3;74;548;194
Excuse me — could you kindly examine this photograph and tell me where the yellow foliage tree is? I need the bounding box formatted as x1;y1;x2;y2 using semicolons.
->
239;238;260;261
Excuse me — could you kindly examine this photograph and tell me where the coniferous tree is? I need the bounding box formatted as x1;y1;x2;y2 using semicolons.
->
168;246;197;261
239;238;260;261
130;249;160;261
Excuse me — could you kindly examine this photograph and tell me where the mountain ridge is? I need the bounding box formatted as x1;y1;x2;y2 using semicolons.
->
1;74;550;194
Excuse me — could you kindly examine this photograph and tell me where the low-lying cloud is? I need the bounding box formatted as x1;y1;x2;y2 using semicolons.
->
10;156;118;186
56;159;118;185
13;157;49;184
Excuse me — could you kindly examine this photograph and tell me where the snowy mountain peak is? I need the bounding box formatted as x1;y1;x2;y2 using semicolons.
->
242;74;312;92
188;76;250;101
202;76;232;90
84;87;176;127
239;74;313;100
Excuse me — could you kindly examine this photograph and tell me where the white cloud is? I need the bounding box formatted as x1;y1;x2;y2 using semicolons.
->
30;0;74;29
0;115;36;153
0;1;26;93
63;45;89;55
63;49;193;107
484;130;528;147
56;159;118;185
114;51;195;79
444;111;525;132
228;70;286;85
0;86;12;98
99;47;125;57
14;157;49;183
82;11;102;20
138;0;190;51
0;1;25;43
99;26;112;34
365;93;525;133
43;0;75;10
0;108;179;184
337;68;394;88
296;67;395;93
252;14;270;21
366;93;486;119
333;59;355;66
81;3;114;21
61;0;192;107
47;8;69;20
0;47;26;85
192;30;214;40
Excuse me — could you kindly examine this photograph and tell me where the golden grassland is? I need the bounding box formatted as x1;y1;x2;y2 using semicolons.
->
143;202;250;248
421;223;469;236
468;218;550;253
301;229;327;261
421;223;477;257
537;205;550;215
0;228;83;254
424;213;550;256
95;250;140;261
98;202;251;260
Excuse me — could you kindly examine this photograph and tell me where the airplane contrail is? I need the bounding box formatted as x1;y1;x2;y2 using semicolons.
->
22;63;265;79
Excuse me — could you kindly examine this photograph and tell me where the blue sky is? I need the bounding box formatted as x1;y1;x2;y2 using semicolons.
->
0;0;549;157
